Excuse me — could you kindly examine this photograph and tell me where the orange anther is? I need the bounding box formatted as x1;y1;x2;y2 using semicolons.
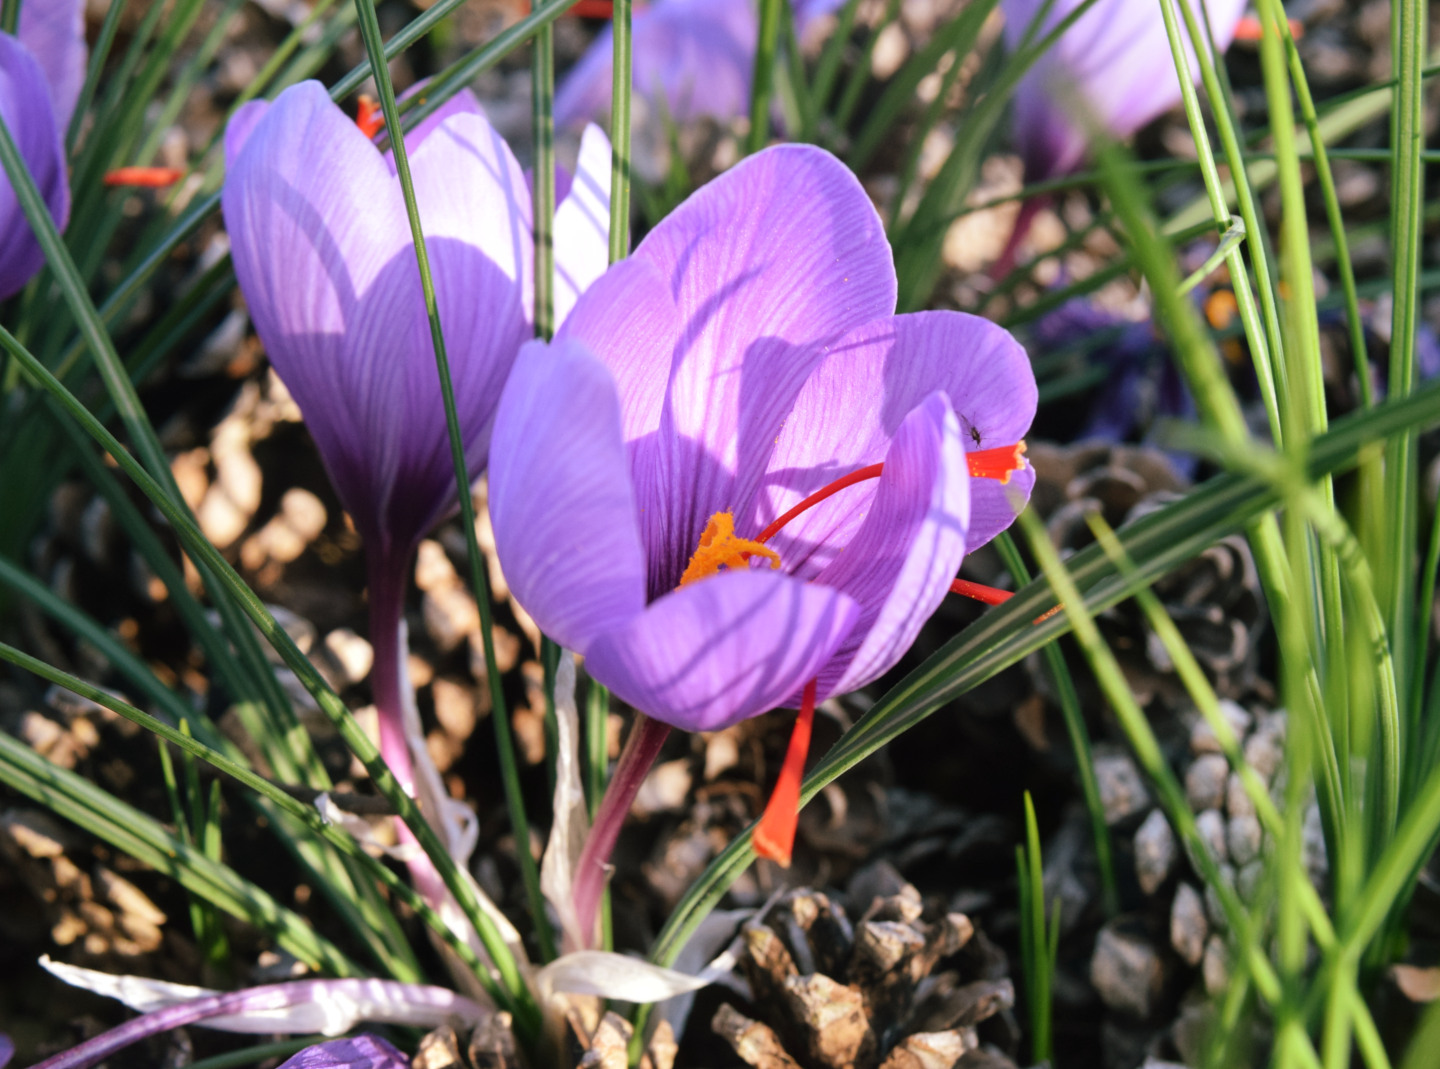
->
1233;14;1304;41
679;512;780;587
103;167;184;188
754;679;816;867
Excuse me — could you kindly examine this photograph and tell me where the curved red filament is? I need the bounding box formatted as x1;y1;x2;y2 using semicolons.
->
103;167;184;188
755;443;1026;546
949;578;1013;605
754;679;817;867
356;95;385;140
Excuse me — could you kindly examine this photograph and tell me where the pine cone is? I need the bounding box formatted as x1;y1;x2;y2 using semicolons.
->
1088;706;1320;1067
713;864;1018;1069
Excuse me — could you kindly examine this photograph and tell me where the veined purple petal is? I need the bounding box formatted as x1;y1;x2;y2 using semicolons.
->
18;0;85;133
752;310;1035;577
554;123;613;328
555;0;756;129
385;85;486;167
278;1036;408;1069
584;570;860;732
488;338;647;654
223;82;530;558
811;394;968;697
556;255;680;588
0;33;68;300
1002;0;1249;180
629;143;896;591
224;99;270;169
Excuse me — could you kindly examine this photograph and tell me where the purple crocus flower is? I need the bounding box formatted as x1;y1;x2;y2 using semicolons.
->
221;80;610;912
1001;0;1249;182
487;143;1034;918
554;0;845;130
0;0;85;300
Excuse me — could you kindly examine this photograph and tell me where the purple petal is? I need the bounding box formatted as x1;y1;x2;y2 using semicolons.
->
386;85;486;168
224;82;528;558
1002;0;1249;179
278;1036;408;1069
811;394;969;697
0;33;69;300
488;337;647;653
555;0;756;128
0;1033;13;1069
554;123;613;327
630;143;897;590
583;570;860;732
752;310;1035;575
224;99;270;169
18;0;85;132
556;255;680;593
400;108;533;485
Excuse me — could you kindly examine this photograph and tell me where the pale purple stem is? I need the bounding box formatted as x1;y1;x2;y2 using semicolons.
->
367;554;446;909
989;193;1052;282
571;713;671;950
28;979;484;1069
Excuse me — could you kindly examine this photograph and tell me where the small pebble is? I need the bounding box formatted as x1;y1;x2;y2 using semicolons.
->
1202;935;1230;995
1095;750;1152;825
1091;920;1167;1019
323;628;373;688
1225;772;1254;819
1204;864;1236;930
1227;814;1263;867
1170;883;1207;966
1186;754;1230;812
1195;808;1228;864
1189;700;1252;754
1134;809;1177;895
1237;858;1265;904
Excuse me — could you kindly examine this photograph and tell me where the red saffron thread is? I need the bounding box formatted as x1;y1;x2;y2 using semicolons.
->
356;95;385;140
754;678;817;867
103;167;184;188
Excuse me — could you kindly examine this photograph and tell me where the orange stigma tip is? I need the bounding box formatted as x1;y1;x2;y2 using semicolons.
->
1232;14;1304;41
103;167;184;188
754;679;817;867
356;95;385;139
967;441;1027;484
949;578;1014;606
679;512;780;587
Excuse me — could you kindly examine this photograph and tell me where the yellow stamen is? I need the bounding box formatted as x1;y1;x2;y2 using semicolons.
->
678;512;780;587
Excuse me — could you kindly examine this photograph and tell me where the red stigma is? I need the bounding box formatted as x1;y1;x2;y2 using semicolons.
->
755;463;884;545
356;95;385;140
103;167;184;188
754;679;817;867
966;441;1027;484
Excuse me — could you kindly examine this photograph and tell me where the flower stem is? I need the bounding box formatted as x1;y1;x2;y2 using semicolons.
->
367;553;445;908
572;713;671;949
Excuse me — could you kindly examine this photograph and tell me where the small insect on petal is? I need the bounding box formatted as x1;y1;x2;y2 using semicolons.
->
103;167;184;188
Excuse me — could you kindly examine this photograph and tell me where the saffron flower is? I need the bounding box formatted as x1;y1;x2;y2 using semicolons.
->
487;144;1035;930
0;0;85;300
1001;0;1249;182
222;80;610;914
554;0;844;130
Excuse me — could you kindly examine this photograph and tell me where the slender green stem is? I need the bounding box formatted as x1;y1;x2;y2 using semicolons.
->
350;0;554;983
1385;0;1427;727
608;0;633;263
66;0;127;152
995;533;1116;915
746;0;782;154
